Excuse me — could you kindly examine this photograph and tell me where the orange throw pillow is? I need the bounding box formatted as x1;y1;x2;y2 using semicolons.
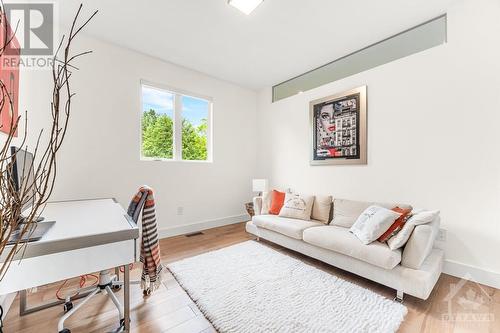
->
269;190;286;215
378;207;412;243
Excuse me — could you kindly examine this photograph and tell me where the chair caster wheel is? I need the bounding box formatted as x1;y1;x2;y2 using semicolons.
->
119;318;129;329
112;284;121;291
59;329;71;333
63;301;73;313
143;288;151;296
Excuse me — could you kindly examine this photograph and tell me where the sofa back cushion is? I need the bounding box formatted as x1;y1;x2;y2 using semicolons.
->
261;191;271;214
311;195;333;224
279;193;315;220
331;199;373;228
331;198;412;228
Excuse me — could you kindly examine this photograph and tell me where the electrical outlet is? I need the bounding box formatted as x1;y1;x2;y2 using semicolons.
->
176;206;184;215
437;228;447;242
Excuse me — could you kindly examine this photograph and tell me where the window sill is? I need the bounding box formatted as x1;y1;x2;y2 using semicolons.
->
140;157;213;163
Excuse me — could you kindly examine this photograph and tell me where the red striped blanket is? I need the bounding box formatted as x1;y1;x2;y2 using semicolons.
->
128;186;163;291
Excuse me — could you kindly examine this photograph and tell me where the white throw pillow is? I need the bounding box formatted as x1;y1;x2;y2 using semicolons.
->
279;193;315;221
311;195;333;224
349;206;401;245
387;209;440;250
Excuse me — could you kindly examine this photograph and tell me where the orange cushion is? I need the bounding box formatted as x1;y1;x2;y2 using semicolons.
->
378;207;412;243
269;190;286;215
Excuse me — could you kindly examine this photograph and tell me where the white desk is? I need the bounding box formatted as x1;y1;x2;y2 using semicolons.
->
0;198;139;332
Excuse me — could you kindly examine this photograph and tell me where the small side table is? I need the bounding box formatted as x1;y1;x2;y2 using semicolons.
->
245;202;255;217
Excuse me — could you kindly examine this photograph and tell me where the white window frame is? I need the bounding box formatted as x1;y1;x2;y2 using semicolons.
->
140;79;213;163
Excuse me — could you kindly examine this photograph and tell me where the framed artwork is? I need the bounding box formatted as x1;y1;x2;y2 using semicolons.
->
310;86;367;165
0;12;20;137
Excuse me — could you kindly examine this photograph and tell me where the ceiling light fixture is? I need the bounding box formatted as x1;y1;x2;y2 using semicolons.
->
228;0;264;15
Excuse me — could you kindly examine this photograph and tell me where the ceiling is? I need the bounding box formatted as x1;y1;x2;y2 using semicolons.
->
57;0;453;90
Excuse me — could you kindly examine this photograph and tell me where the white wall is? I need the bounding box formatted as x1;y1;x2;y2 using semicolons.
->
18;34;258;235
256;0;500;279
13;0;500;286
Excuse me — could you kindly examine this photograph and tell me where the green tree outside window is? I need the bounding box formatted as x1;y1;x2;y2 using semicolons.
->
142;109;208;160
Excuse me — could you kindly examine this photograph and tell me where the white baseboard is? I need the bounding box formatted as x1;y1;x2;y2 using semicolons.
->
444;259;500;290
0;292;16;318
158;214;249;239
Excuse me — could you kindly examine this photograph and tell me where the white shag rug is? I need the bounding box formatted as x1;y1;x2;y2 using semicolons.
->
168;241;407;333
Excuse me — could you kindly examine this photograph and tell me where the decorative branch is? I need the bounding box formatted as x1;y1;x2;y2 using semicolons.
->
0;4;97;280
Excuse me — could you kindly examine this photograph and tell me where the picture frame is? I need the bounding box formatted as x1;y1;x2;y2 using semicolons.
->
0;13;20;137
310;86;367;165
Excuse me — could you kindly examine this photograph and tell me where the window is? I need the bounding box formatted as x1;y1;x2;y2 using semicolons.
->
141;82;212;162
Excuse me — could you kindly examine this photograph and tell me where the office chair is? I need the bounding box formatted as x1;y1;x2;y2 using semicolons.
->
58;192;148;333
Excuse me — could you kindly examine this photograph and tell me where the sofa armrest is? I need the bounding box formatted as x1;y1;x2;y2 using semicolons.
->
402;217;440;269
253;196;263;216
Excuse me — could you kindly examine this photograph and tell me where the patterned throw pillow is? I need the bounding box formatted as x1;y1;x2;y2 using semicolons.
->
349;205;401;245
377;207;412;243
278;193;315;220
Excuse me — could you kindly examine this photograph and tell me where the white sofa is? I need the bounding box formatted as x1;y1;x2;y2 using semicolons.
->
245;196;444;301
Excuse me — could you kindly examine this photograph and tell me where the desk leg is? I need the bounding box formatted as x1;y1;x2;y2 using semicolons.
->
19;289;27;316
123;264;130;332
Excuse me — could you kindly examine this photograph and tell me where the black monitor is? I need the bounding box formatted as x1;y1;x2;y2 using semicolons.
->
10;146;36;213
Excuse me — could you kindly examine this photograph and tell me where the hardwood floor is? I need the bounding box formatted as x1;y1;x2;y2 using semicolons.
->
4;222;499;332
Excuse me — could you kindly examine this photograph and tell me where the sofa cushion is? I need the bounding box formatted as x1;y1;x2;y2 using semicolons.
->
311;195;333;224
331;198;412;228
350;206;401;245
261;191;271;214
387;209;440;250
303;225;402;269
331;199;373;228
378;207;412;243
279;193;315;220
401;216;440;269
253;196;263;216
269;190;286;215
252;215;323;239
